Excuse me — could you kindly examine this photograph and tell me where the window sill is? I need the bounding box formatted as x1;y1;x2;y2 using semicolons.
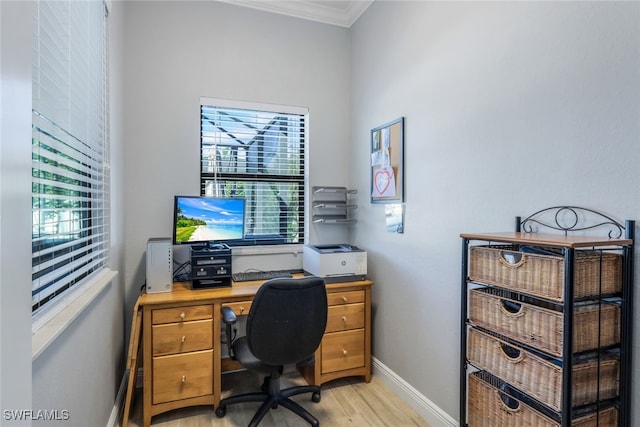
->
232;243;303;257
32;268;118;361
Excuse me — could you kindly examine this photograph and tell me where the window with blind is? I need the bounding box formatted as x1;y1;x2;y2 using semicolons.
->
31;0;109;313
200;99;307;245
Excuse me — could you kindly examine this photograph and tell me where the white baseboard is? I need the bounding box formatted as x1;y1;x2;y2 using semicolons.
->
107;370;129;427
372;357;458;427
108;362;458;427
108;368;145;427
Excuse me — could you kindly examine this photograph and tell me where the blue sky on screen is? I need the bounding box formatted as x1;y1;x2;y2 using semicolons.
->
178;197;244;225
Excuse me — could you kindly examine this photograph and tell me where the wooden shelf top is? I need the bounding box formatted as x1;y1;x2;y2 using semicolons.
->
460;231;632;248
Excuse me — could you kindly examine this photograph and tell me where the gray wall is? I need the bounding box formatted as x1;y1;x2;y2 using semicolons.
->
121;1;353;324
350;1;640;423
1;1;126;426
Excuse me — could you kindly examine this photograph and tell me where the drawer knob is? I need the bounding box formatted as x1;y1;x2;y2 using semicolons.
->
182;375;186;383
342;316;347;323
342;349;348;356
239;307;245;314
342;296;348;303
180;312;186;320
181;336;186;343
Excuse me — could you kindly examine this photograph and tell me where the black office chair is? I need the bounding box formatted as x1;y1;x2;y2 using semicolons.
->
216;276;328;427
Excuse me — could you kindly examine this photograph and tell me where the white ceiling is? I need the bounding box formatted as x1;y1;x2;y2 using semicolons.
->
218;0;374;28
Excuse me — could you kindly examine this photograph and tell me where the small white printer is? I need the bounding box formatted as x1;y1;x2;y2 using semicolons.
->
303;244;367;282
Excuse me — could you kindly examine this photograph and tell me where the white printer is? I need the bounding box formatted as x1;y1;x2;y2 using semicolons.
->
303;244;367;283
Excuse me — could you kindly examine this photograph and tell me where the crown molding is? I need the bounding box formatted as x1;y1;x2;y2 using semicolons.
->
218;0;374;28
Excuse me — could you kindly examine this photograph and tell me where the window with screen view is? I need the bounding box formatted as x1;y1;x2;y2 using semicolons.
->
200;99;307;245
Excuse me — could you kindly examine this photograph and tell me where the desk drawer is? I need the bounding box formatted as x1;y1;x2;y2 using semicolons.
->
222;301;252;316
327;290;365;306
152;305;213;325
152;350;213;404
152;319;213;356
321;329;365;374
326;303;365;332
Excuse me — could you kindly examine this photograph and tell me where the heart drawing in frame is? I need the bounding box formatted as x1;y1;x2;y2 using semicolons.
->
372;166;395;197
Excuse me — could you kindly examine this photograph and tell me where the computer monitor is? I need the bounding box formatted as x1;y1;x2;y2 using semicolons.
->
172;195;246;245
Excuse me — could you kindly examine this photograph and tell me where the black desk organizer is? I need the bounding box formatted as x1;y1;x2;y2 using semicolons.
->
190;243;232;289
460;206;634;426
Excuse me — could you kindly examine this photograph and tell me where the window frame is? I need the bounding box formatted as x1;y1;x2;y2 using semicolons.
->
199;97;308;247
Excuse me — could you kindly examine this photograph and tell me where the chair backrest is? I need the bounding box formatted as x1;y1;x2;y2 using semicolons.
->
246;276;327;366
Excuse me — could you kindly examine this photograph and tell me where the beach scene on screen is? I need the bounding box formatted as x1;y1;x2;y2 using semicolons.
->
174;197;244;242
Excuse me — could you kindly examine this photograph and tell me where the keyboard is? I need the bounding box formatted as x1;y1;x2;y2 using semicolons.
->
232;270;293;282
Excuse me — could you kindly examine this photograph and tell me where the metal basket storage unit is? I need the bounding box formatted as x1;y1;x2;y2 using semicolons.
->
460;209;634;427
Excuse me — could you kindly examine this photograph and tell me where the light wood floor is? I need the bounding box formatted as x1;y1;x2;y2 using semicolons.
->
123;369;431;427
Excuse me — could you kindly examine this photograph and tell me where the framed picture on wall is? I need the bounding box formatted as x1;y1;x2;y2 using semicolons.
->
370;117;404;203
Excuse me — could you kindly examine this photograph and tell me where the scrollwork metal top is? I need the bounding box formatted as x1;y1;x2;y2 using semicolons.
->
519;206;625;238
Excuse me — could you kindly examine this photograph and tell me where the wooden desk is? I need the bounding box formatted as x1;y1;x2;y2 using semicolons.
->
133;277;373;427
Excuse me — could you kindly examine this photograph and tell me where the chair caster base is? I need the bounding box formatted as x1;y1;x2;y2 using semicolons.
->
215;406;226;418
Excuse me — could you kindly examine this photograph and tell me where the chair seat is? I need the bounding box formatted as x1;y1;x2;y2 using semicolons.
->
234;336;317;374
233;337;281;374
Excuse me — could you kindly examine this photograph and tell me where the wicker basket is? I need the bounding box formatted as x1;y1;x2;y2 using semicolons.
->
469;245;622;302
467;328;619;411
468;372;619;427
468;288;620;356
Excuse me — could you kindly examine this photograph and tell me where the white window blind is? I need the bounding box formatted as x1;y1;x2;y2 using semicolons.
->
200;99;307;245
32;0;109;313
